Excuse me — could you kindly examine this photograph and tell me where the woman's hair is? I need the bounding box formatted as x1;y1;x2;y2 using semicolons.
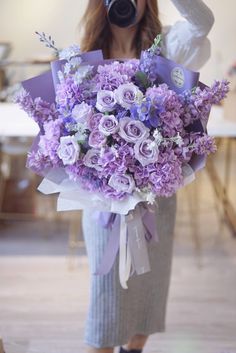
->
79;0;162;59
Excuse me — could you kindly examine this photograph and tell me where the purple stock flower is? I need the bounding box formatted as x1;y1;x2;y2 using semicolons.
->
194;135;217;155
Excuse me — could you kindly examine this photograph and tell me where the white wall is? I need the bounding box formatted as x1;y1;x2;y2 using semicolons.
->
0;0;235;84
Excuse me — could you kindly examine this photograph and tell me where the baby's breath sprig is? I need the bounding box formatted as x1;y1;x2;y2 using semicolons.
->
35;31;59;57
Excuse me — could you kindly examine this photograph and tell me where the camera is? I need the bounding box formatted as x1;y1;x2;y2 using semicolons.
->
104;0;137;28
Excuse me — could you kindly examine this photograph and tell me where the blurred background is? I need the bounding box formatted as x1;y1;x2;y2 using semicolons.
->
0;1;236;353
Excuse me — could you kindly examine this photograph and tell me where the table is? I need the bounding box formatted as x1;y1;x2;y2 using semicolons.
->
207;105;236;236
0;102;39;137
0;103;82;264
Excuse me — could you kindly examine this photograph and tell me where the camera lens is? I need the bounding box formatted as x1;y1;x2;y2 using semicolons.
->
107;0;137;28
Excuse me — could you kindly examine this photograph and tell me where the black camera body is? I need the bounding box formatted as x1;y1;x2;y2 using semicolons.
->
104;0;137;28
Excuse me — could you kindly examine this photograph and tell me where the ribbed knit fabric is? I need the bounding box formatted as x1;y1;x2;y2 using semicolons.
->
82;195;177;348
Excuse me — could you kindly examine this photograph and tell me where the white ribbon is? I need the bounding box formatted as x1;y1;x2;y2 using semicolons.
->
119;215;132;289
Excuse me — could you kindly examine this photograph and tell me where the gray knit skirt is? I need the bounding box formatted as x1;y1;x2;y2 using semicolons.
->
82;194;177;348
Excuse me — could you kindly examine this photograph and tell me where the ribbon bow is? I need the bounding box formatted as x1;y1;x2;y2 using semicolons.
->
93;202;159;289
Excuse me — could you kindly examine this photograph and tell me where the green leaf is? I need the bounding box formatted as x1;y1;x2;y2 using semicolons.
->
135;71;151;89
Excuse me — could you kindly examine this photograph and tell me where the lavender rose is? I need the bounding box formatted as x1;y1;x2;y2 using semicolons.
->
114;83;142;110
87;113;103;131
57;136;80;165
83;149;103;171
72;102;93;123
96;90;117;113
108;173;135;194
119;117;149;143
134;138;159;166
88;129;107;148
98;115;119;136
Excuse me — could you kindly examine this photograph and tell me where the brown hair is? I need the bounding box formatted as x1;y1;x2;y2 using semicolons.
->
79;0;162;59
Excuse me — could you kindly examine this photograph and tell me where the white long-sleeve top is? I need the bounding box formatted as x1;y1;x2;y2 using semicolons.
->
161;0;215;71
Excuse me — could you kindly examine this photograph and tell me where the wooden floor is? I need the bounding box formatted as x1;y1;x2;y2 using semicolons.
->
0;147;236;353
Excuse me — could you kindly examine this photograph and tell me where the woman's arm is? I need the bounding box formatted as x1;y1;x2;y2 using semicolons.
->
171;0;215;37
161;0;215;70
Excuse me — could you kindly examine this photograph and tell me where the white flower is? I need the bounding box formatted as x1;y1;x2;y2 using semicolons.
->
74;122;88;142
135;90;144;104
73;65;94;85
63;57;83;76
153;129;163;145
174;132;184;147
110;146;119;158
146;192;156;205
148;140;157;150
57;70;65;83
59;44;81;60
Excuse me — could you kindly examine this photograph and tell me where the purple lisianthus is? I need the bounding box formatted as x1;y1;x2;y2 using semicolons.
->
134;138;159;166
115;83;142;110
83;149;103;171
87;112;103;131
57;136;80;165
98;115;119;136
119;117;149;143
96;90;117;113
71;102;93;123
108;173;135;194
88;129;107;148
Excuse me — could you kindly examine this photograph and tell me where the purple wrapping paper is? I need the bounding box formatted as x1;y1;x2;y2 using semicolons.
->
153;55;200;94
22;50;104;103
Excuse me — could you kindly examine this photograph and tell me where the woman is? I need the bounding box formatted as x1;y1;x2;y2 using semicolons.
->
81;1;214;352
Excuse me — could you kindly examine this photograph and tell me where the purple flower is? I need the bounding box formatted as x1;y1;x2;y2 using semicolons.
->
98;115;119;136
88;129;107;148
149;157;183;197
83;149;103;171
57;136;80;165
71;102;93;123
114;83;142;110
134;138;159;166
194;135;217;155
27;149;52;174
119;117;149;143
87;113;103;131
43;118;63;139
96;90;117;113
108;173;135;194
38;135;60;164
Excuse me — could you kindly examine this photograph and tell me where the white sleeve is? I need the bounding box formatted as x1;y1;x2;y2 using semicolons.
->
161;0;215;71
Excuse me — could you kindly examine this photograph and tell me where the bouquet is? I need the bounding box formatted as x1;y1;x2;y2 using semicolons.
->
15;33;229;288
